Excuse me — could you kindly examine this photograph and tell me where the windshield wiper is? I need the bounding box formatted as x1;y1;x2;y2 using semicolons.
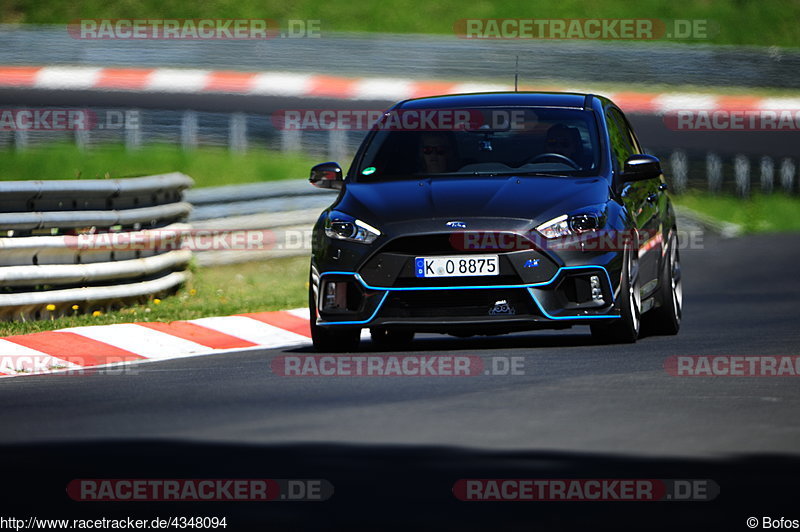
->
404;171;574;178
491;171;572;177
412;171;498;177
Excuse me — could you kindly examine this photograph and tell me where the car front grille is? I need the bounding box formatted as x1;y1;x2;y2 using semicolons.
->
378;288;537;319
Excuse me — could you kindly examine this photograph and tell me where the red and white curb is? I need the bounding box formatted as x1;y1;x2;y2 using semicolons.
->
0;308;332;378
1;65;795;114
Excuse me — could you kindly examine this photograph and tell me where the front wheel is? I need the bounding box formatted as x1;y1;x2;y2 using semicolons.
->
591;246;641;344
309;281;361;352
644;231;682;335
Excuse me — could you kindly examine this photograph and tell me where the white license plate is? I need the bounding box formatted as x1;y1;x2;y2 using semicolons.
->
414;255;499;278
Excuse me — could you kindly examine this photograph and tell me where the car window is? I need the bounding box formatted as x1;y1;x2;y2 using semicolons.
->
605;107;635;172
354;107;601;181
613;107;644;154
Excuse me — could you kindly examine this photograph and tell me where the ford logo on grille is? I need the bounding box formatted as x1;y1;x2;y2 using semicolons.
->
446;221;467;229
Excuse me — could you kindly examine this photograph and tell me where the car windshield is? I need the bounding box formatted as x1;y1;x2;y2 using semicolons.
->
354;107;601;181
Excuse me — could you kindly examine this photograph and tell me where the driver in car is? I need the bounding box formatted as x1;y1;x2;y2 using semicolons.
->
543;124;589;169
419;132;457;173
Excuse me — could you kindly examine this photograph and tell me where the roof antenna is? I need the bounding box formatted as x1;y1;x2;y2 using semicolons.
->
514;55;519;92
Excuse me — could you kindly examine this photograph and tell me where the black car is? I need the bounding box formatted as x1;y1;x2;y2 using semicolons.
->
307;92;682;351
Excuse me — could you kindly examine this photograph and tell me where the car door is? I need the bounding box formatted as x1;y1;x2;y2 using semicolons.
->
605;106;661;293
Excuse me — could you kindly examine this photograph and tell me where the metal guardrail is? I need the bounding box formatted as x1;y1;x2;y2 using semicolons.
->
0;173;194;321
187;181;333;266
0;173;193;230
186;180;334;220
0;107;364;166
652;150;797;197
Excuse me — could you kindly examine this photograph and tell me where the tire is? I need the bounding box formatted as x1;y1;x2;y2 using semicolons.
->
370;327;415;347
309;281;361;352
644;231;682;335
590;245;641;344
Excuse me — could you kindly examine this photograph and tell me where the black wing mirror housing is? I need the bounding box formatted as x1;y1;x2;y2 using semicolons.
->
310;162;344;190
622;154;662;182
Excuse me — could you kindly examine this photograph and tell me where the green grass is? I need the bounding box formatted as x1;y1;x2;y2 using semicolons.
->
674;193;800;233
3;0;800;47
0;144;317;187
0;256;310;337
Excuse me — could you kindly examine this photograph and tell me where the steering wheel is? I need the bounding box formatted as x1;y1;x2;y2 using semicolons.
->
519;152;581;169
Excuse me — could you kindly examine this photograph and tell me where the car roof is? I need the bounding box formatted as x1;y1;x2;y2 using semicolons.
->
395;91;601;110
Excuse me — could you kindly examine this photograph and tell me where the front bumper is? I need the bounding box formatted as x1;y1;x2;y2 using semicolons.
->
315;264;621;331
312;220;628;331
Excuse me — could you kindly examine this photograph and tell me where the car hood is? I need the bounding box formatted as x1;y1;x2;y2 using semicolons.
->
336;176;611;228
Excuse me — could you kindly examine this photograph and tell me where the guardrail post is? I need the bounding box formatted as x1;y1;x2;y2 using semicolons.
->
229;113;248;153
125;109;142;150
669;150;688;194
14;129;28;151
706;152;723;195
760;156;774;194
74;128;89;151
281;128;302;152
327;130;347;163
181;110;198;150
780;158;796;194
734;155;750;198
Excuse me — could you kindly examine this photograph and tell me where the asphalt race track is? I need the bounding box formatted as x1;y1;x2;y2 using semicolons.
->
0;232;799;530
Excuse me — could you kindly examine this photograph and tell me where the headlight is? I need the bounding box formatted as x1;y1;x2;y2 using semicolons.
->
324;212;381;244
535;214;571;239
536;207;606;239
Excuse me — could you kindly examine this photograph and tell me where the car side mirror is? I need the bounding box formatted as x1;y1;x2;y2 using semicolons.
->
310;162;344;190
621;154;662;182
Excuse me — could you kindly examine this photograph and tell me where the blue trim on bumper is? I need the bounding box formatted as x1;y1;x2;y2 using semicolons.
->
317;265;619;325
525;288;620;320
